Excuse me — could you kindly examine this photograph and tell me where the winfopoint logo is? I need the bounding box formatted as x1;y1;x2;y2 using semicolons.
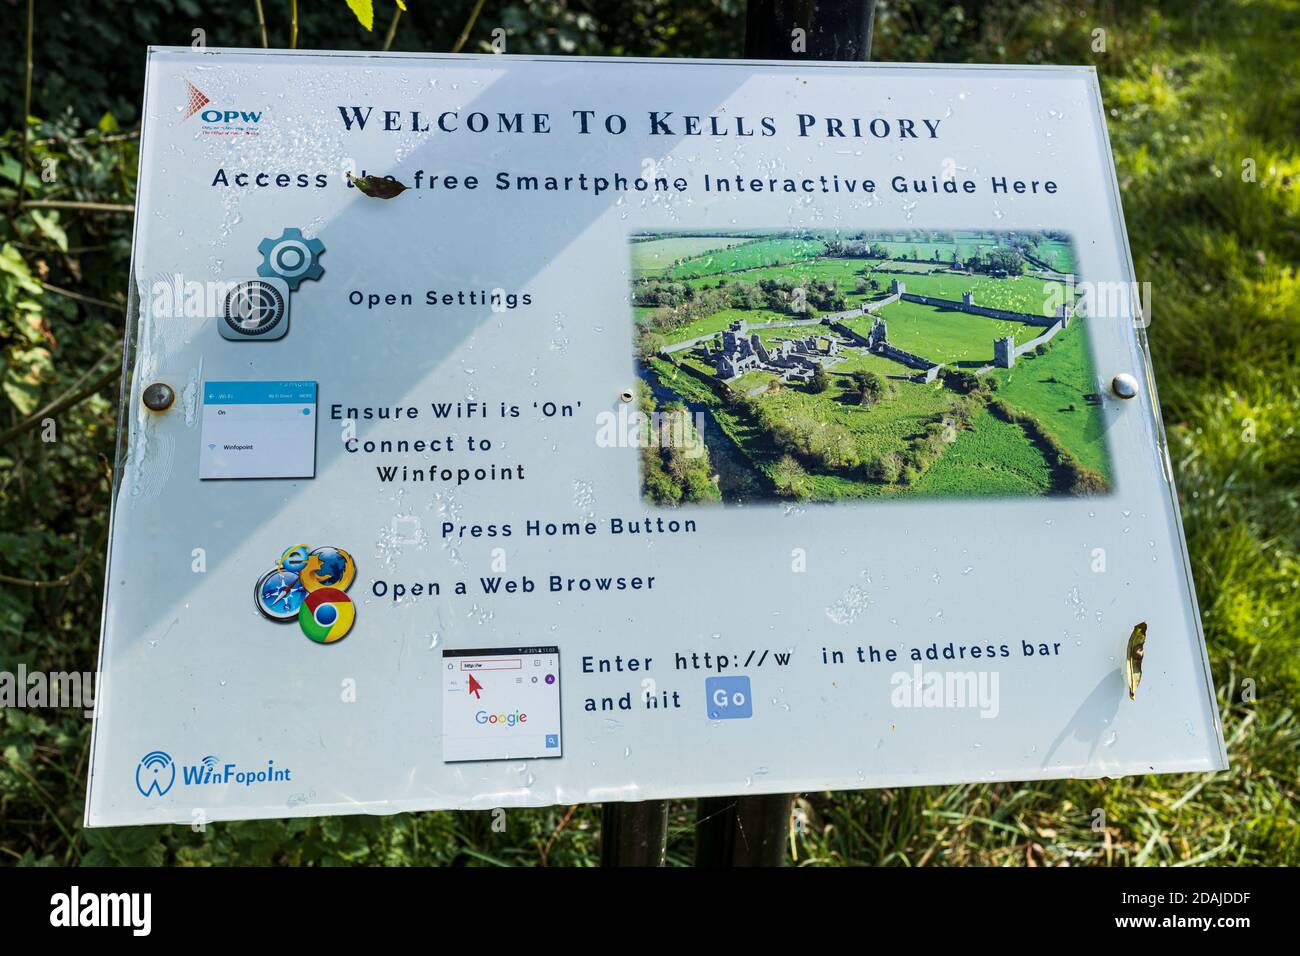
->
134;751;292;798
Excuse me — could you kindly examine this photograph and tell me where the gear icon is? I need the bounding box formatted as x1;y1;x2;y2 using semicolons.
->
257;227;325;291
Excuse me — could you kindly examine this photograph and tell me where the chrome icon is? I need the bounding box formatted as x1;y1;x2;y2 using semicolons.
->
255;543;358;644
301;546;355;592
299;587;355;644
255;568;307;621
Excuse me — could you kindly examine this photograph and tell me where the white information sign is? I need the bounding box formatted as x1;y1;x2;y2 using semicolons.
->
88;49;1226;826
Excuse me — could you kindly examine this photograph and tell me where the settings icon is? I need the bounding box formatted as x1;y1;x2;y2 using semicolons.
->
220;278;290;341
257;227;325;291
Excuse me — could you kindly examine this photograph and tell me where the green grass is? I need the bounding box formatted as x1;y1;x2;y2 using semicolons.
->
666;237;828;278
1032;239;1079;274
675;256;1068;315
648;352;960;500
768;377;953;466
629;236;749;276
681;256;872;296
842;300;1039;368
914;406;1053;497
647;356;783;476
870;269;1067;314
650;348;960;500
861;236;1000;261
653;307;796;346
730;369;780;393
864;258;946;274
647;256;1110;500
831;347;918;379
991;321;1112;479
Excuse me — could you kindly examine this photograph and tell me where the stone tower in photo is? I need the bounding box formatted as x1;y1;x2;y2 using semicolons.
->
869;316;889;350
994;335;1016;368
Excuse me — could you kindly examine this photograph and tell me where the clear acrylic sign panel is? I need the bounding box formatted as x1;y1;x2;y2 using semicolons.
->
86;49;1225;826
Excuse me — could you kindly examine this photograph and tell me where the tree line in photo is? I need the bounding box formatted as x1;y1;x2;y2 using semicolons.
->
634;228;1075;286
634;274;854;356
636;383;719;506
647;347;1110;503
730;370;990;497
823;238;1029;276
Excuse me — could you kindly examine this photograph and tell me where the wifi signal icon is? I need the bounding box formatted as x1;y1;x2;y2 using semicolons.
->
135;751;176;797
200;755;219;781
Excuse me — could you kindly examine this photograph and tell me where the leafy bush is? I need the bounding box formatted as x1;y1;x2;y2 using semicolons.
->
770;454;813;498
3;0;1298;869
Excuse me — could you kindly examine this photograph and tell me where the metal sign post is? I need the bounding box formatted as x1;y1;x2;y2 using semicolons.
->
600;800;671;867
684;0;878;870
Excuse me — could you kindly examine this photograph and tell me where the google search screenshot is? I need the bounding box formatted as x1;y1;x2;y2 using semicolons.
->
441;646;562;762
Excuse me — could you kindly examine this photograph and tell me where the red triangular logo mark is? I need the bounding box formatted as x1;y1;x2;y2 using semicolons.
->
182;80;209;121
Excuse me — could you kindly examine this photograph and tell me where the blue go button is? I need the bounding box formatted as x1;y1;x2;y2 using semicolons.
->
545;734;560;749
706;676;752;720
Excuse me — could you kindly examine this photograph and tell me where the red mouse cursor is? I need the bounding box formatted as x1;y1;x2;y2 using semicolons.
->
467;674;483;699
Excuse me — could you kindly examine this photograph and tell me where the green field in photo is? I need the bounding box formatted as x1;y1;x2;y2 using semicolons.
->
761;376;958;482
1032;239;1079;274
990;321;1112;477
629;236;751;276
859;235;1001;261
870;270;1064;314
914;405;1055;497
634;230;1110;504
652;306;798;344
664;236;828;278
840;301;1041;368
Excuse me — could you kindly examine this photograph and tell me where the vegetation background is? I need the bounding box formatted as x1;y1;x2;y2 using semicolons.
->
0;0;1295;866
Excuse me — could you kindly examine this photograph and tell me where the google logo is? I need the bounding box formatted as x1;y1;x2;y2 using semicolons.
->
476;710;527;727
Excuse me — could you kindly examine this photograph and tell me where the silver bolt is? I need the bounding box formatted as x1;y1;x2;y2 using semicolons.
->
142;382;175;411
619;388;634;403
1111;373;1139;400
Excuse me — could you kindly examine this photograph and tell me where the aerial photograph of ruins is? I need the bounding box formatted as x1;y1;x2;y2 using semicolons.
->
631;229;1114;505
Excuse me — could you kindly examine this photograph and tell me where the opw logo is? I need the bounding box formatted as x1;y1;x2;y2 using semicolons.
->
134;751;175;797
181;79;264;136
182;80;209;120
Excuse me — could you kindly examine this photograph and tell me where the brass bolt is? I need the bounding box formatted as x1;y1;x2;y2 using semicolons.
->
142;382;175;412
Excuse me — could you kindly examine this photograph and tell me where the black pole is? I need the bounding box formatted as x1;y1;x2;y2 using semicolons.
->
600;800;670;867
744;0;876;62
691;0;878;868
696;794;793;866
603;0;877;870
